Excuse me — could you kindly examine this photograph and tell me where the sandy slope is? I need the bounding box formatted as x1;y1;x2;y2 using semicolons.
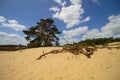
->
0;47;120;80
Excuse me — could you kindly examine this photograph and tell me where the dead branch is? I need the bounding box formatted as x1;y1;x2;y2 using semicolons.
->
36;44;96;60
36;50;62;60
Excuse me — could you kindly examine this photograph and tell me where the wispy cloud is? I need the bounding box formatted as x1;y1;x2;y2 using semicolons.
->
0;31;27;45
0;16;26;31
54;0;66;6
49;6;60;12
81;16;90;23
91;0;99;3
0;16;6;22
91;0;100;5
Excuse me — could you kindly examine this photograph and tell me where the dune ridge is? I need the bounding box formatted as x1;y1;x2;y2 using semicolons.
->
0;47;120;80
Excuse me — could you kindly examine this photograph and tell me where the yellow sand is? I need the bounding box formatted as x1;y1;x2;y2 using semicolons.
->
0;47;120;80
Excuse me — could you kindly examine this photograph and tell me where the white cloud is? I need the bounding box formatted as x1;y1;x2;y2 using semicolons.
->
82;14;120;40
0;16;26;31
0;31;27;45
49;6;60;12
54;0;66;6
91;0;100;5
0;16;6;22
51;0;90;28
70;0;82;4
82;29;110;40
63;26;88;38
53;4;84;28
91;0;99;3
101;14;120;35
81;16;90;23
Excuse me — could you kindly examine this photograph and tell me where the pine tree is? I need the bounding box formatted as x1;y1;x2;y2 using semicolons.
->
23;18;61;47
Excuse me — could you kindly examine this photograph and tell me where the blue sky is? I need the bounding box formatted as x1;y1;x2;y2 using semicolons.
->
0;0;120;45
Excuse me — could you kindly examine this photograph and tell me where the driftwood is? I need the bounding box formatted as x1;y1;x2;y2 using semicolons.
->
36;44;96;60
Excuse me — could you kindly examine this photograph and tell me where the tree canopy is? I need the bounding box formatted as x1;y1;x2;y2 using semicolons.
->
23;18;61;47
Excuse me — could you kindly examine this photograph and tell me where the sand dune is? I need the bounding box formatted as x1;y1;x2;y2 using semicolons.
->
0;47;120;80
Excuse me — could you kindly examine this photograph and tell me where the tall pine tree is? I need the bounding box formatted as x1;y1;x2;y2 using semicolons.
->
23;18;61;47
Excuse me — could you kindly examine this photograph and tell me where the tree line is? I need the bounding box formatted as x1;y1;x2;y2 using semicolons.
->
78;37;120;47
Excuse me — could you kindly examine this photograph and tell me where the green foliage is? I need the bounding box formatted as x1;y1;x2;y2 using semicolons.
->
78;37;120;47
23;18;61;48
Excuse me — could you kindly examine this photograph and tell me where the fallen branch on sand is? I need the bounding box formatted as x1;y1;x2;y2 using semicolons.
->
36;50;62;60
36;44;96;60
